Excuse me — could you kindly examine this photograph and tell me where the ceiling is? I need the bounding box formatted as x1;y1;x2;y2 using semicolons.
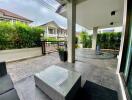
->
57;0;124;29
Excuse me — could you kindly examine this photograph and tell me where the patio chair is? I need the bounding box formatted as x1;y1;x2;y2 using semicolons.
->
0;62;20;100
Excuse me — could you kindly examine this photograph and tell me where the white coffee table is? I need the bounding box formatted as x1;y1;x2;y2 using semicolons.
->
34;65;81;100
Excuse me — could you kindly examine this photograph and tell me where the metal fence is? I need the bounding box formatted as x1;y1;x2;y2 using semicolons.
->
41;41;67;55
0;41;67;55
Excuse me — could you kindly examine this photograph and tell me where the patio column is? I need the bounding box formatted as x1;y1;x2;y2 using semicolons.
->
92;27;98;50
67;0;76;63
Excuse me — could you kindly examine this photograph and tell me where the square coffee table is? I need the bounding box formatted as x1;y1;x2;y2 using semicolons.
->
34;65;81;100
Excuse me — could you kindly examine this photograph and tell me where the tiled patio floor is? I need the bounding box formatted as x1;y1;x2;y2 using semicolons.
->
7;52;60;82
6;49;121;100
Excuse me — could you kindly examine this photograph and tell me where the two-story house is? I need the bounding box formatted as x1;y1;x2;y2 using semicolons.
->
40;21;67;40
0;8;33;24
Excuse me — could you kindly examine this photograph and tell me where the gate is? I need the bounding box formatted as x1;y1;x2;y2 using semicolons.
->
41;41;66;55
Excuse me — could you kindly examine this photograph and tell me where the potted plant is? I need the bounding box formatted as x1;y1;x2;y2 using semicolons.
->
58;48;67;62
58;47;67;62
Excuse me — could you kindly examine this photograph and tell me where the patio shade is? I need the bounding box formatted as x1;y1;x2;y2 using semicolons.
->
56;0;124;29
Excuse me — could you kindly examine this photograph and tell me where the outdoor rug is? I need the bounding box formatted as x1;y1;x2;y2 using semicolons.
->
73;81;118;100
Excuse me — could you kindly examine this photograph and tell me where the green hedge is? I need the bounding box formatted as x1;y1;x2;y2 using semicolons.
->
79;31;121;49
43;37;60;41
79;31;92;48
0;21;43;50
97;32;121;49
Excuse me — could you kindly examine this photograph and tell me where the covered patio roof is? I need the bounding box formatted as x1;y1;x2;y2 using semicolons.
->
55;0;124;63
56;0;124;29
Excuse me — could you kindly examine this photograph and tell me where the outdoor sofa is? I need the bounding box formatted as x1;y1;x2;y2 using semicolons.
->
0;62;19;100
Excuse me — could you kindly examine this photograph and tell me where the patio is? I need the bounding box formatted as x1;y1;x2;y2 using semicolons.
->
6;49;122;100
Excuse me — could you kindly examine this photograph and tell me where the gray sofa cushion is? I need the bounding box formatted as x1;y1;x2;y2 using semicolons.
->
0;62;7;77
0;89;19;100
0;75;14;95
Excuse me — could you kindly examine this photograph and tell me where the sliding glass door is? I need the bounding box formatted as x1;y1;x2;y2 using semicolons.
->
123;31;132;99
127;62;132;99
126;18;132;97
120;0;132;99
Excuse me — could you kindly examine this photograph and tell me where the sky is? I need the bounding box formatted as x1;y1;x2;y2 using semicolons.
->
0;0;123;33
0;0;88;32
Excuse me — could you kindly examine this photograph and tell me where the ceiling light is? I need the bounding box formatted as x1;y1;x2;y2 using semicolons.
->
110;22;114;25
111;11;116;16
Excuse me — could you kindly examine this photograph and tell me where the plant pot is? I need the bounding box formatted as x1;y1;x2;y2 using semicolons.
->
59;51;67;62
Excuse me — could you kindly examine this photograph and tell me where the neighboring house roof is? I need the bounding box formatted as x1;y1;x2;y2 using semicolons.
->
40;21;62;29
0;8;33;22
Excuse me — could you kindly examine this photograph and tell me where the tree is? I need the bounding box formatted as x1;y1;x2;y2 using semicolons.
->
79;31;91;48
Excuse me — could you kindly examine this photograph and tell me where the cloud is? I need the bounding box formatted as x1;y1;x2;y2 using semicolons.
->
0;0;88;32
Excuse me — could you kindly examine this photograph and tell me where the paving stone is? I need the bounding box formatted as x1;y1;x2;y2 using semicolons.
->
5;49;121;100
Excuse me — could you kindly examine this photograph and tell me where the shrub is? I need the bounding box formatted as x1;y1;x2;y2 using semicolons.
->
79;31;92;48
97;32;121;49
44;37;60;41
0;21;43;50
79;31;121;50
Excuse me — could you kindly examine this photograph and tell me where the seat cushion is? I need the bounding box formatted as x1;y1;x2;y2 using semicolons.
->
0;89;20;100
0;62;7;77
0;75;14;95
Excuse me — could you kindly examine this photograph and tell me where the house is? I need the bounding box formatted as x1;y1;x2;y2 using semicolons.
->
40;21;67;40
0;8;33;24
0;0;132;100
56;0;132;100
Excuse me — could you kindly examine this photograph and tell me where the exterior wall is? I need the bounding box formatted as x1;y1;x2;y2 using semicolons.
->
45;24;58;38
57;28;67;40
0;12;3;16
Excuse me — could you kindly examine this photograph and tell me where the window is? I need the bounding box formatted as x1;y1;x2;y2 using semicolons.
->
49;29;54;34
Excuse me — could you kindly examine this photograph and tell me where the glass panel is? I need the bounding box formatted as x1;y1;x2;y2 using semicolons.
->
125;5;132;98
123;4;132;79
124;33;132;78
126;27;132;99
127;61;132;99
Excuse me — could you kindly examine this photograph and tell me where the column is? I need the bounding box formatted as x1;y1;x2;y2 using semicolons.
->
92;27;98;50
67;0;76;63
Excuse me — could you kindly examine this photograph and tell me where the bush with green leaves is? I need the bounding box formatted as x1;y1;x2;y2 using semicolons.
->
97;32;121;49
44;37;60;41
79;31;121;49
79;31;92;48
0;21;43;50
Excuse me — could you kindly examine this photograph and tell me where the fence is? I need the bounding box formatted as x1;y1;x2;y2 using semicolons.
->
41;41;67;55
0;41;67;55
0;41;41;50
